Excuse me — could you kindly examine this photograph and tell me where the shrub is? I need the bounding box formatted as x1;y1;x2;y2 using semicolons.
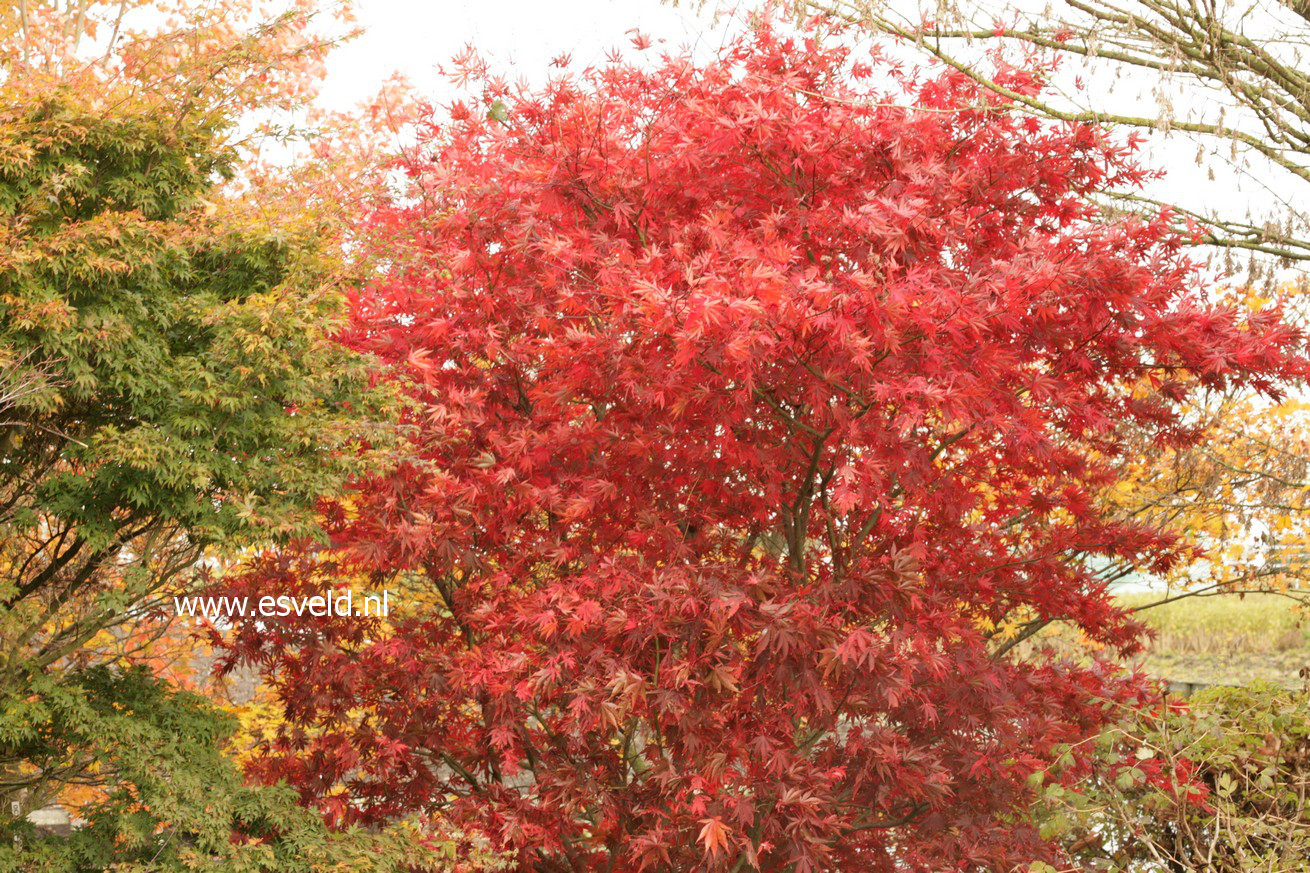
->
1038;681;1310;871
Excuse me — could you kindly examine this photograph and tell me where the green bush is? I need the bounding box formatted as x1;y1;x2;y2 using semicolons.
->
0;666;457;872
1035;681;1310;871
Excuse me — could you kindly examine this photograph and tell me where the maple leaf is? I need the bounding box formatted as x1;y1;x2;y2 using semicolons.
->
698;816;731;858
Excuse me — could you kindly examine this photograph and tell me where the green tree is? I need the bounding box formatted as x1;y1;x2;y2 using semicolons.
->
0;63;433;873
0;666;452;872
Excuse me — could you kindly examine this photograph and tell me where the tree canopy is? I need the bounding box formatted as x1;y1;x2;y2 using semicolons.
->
218;17;1306;871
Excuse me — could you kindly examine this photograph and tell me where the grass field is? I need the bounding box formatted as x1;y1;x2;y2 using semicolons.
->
1116;592;1310;688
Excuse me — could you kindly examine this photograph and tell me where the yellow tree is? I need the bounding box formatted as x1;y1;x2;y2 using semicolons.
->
1093;285;1310;593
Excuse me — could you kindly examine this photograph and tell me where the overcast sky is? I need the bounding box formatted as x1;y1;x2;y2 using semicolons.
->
317;0;721;111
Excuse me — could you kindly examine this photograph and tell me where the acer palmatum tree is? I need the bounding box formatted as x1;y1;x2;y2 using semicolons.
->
219;17;1305;873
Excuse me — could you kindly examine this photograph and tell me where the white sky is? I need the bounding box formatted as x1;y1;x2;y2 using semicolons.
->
317;0;723;111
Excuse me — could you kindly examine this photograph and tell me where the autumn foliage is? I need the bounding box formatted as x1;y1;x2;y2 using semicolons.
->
219;17;1306;872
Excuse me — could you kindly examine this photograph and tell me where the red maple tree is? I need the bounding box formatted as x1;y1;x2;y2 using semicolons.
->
219;16;1305;872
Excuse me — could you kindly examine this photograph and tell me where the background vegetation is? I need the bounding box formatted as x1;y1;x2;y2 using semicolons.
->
1121;592;1310;688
